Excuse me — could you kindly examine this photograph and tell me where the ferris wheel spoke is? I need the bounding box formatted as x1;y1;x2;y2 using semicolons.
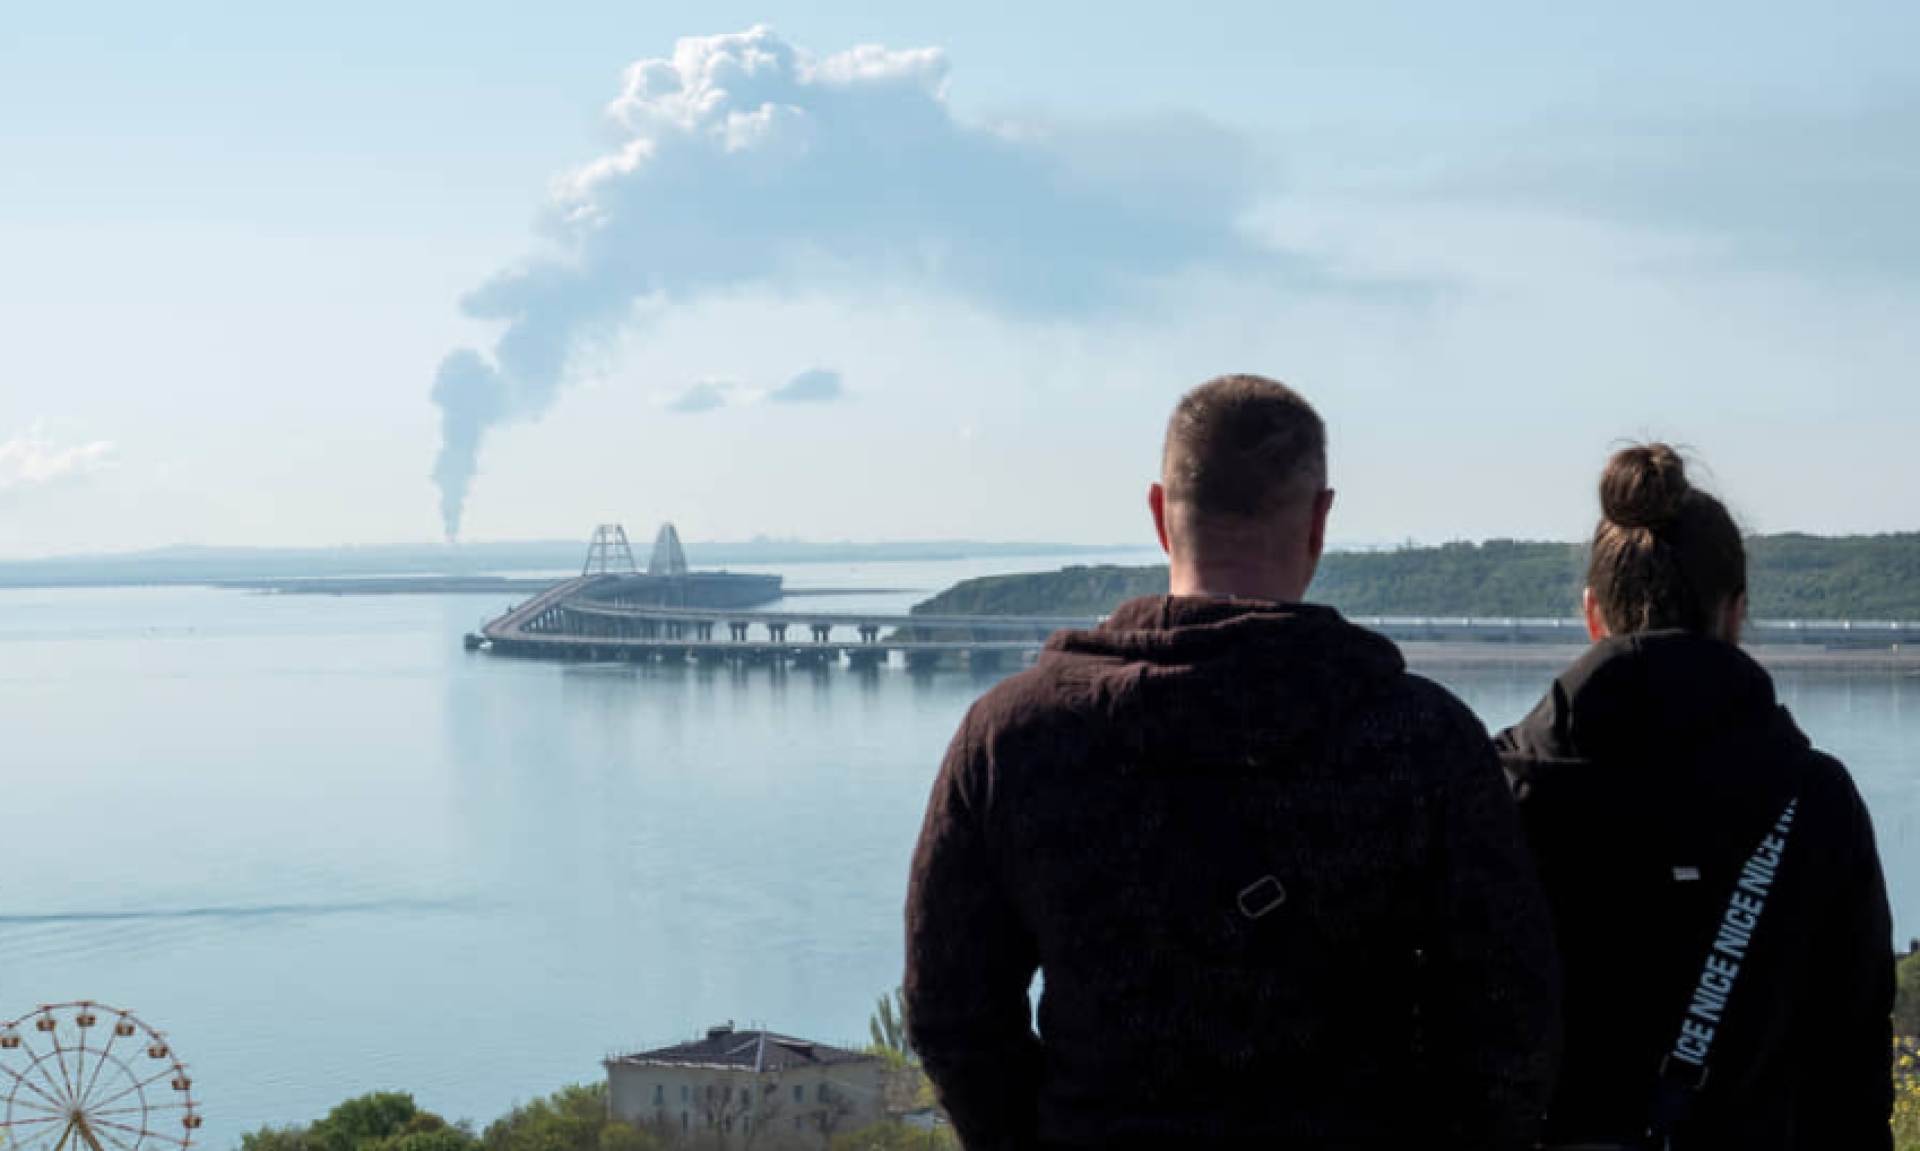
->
73;1029;95;1111
10;1128;64;1151
3;1075;68;1113
92;1100;188;1117
5;1119;70;1151
46;1018;81;1102
2;1113;66;1127
86;1118;148;1151
76;1024;123;1107
70;1046;145;1112
4;1094;66;1117
8;1048;77;1110
85;1115;167;1141
83;1064;171;1113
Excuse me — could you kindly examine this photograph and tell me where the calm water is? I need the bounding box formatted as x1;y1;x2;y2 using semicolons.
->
1;557;1915;1145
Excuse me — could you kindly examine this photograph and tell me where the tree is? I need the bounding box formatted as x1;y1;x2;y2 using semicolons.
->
596;1123;662;1151
242;1126;316;1151
371;1130;480;1151
868;988;912;1067
1896;949;1920;1040
311;1093;426;1151
826;1122;957;1151
482;1085;606;1151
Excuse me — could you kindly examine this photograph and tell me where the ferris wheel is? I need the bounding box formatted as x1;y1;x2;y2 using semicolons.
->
0;1002;201;1151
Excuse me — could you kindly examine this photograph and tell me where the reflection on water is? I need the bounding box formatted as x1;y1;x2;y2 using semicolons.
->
1;581;1915;1142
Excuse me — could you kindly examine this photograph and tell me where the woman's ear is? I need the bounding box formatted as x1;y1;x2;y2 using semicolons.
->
1583;587;1609;642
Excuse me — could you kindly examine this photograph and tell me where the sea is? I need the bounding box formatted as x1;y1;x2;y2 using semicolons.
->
1;552;1915;1146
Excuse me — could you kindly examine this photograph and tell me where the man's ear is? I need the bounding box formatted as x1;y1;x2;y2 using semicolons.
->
1149;483;1172;556
1583;587;1609;642
1306;488;1335;565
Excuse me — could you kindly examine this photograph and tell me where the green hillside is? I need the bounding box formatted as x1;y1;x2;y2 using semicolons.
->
911;534;1920;620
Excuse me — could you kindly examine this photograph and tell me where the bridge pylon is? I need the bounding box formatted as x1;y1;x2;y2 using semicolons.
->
583;524;640;576
648;523;690;578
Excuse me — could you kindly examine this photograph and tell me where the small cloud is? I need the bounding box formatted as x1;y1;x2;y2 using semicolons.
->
765;368;846;405
666;381;734;414
0;429;119;493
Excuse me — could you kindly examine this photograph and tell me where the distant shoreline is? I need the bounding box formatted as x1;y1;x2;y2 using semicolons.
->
0;539;1159;590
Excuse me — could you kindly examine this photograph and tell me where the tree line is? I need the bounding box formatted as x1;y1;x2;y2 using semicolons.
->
908;534;1920;620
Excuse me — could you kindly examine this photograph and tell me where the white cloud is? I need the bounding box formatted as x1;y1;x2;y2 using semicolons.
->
0;429;118;493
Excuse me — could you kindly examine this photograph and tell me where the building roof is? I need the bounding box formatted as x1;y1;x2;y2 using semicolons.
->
608;1025;877;1073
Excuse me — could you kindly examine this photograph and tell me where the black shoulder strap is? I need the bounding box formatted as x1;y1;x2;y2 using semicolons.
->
1643;794;1799;1150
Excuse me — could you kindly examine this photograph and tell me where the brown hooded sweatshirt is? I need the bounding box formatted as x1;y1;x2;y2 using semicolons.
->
905;595;1560;1151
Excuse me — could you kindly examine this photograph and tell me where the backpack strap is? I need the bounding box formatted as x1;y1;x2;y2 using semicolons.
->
1642;794;1799;1149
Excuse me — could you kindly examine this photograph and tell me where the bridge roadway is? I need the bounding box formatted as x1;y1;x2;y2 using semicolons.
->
479;577;1069;667
475;577;1920;668
561;600;1101;634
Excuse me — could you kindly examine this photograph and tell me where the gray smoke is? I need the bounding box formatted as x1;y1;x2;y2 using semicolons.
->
430;25;1275;539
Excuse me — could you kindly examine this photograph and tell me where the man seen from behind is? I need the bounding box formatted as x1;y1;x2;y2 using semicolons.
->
904;374;1561;1150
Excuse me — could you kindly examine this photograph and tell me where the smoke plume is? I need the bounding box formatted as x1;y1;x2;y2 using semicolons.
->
430;25;1272;538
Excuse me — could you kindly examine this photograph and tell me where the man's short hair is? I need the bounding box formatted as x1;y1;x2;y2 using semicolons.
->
1161;374;1327;521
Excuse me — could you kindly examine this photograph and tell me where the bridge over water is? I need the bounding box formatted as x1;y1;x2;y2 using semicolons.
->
470;573;1920;671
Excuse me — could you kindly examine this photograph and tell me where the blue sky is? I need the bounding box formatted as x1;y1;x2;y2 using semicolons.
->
2;1;1915;556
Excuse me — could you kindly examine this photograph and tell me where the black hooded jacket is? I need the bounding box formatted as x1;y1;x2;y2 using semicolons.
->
1496;631;1894;1150
906;596;1561;1151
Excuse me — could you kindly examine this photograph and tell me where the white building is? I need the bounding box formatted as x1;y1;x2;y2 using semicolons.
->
606;1023;886;1149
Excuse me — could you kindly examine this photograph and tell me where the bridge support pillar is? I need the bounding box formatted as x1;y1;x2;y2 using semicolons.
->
811;624;833;643
769;623;788;643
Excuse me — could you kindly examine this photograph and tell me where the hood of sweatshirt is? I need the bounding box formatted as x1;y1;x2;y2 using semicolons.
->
1497;630;1801;766
1033;594;1407;772
1495;630;1812;850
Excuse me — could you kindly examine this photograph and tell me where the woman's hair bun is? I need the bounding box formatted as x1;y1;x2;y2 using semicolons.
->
1600;442;1690;530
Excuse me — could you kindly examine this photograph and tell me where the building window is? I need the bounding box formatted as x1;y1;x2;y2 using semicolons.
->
680;1113;687;1132
680;1084;689;1102
794;1117;803;1132
817;1084;829;1103
653;1085;663;1106
793;1084;804;1103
